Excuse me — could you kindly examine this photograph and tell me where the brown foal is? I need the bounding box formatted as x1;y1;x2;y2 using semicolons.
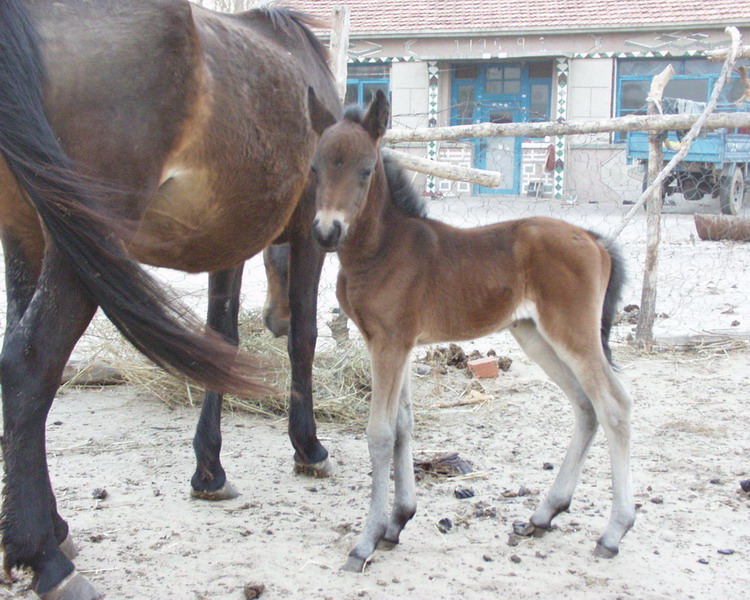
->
308;90;635;571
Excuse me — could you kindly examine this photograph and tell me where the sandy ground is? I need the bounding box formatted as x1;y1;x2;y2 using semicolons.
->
0;195;749;599
1;344;749;600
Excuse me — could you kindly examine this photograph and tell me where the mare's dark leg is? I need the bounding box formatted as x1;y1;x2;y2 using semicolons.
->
1;235;77;560
262;245;291;337
190;264;244;500
286;195;329;476
1;245;99;599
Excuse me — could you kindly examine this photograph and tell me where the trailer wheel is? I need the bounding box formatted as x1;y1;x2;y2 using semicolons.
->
720;165;745;215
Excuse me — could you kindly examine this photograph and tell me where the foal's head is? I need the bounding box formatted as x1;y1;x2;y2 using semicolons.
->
308;88;390;251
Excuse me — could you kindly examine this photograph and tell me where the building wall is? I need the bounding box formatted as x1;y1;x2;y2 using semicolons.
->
390;62;430;130
354;28;743;202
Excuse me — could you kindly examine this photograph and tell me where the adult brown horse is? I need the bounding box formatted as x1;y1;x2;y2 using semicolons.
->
308;90;635;571
0;0;340;597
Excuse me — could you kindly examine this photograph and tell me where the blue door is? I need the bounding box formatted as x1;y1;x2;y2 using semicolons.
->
451;62;552;195
475;105;523;194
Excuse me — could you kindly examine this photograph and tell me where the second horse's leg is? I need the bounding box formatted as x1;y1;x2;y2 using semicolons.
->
286;223;330;476
191;265;244;500
2;233;78;560
1;246;99;599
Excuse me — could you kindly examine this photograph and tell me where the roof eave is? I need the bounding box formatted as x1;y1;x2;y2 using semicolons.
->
318;21;746;40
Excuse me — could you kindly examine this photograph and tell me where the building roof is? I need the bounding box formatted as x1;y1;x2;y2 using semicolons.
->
287;0;750;37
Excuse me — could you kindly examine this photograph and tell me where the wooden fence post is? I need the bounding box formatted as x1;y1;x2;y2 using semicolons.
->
329;6;351;103
635;65;673;349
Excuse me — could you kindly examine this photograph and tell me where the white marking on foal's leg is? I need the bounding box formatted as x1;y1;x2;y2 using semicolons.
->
343;350;410;572
511;322;599;530
592;371;635;556
382;366;417;546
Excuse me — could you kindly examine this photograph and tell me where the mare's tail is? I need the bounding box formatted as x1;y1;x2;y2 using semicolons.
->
595;235;626;365
0;0;262;396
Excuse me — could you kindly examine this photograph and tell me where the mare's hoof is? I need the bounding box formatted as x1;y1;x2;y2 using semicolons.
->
294;457;333;478
59;534;79;560
593;541;619;559
341;555;367;573
190;481;240;501
40;571;102;600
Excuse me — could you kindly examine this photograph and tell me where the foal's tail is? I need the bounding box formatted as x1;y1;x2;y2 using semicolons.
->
591;233;626;365
0;0;263;396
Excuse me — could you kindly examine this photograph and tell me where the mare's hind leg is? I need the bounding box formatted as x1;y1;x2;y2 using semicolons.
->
1;234;78;560
381;365;416;547
1;246;99;599
191;265;244;500
286;215;330;476
511;320;599;531
343;347;411;572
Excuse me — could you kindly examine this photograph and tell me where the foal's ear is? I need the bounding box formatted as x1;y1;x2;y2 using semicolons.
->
308;87;337;136
362;89;390;141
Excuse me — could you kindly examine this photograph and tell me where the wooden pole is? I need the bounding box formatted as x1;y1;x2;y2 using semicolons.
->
706;45;750;61
635;65;673;349
382;148;502;188
384;112;750;143
329;6;350;103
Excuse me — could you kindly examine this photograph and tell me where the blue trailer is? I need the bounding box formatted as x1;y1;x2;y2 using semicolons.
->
626;128;750;214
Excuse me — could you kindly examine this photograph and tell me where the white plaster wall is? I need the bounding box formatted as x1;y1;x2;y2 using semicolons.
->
390;62;430;130
568;58;614;145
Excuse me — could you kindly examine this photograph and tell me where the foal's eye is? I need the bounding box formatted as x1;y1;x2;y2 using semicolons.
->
361;168;372;179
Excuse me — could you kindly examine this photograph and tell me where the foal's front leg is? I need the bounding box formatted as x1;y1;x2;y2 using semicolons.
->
381;365;416;547
343;348;411;572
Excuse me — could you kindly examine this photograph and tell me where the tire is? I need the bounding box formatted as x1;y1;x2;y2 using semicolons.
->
681;177;705;201
720;165;745;215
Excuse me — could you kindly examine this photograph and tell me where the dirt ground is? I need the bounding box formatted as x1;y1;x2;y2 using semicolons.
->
1;196;749;599
0;341;749;600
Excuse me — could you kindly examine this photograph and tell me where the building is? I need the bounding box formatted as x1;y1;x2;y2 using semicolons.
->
291;0;750;202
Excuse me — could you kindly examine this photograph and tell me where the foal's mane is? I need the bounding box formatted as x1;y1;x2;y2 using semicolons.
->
343;106;428;220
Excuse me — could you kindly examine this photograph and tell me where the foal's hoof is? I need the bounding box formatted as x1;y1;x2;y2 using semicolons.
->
376;537;399;551
59;533;79;560
190;481;240;501
40;571;102;600
294;457;333;478
341;555;367;573
593;541;619;559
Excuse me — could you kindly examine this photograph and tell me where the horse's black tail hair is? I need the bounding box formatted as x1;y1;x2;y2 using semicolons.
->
0;0;264;397
589;232;626;366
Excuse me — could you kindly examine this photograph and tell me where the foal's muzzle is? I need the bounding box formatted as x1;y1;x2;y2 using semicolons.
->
312;217;344;251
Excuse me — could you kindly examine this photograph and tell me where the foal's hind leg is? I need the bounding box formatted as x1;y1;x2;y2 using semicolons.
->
191;265;244;500
1;246;99;599
1;234;78;560
344;348;411;572
381;364;417;547
514;320;635;556
582;366;634;557
511;321;599;530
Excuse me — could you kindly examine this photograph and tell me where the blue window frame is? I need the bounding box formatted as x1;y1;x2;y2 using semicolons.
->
615;57;750;141
345;64;390;106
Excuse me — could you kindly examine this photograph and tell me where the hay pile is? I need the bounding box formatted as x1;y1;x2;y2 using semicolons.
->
71;310;495;426
99;309;374;424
